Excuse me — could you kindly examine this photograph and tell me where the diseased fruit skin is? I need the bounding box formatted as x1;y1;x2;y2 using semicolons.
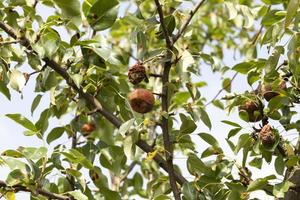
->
81;123;96;135
129;88;155;113
259;124;275;147
239;100;263;122
128;63;147;85
261;80;286;101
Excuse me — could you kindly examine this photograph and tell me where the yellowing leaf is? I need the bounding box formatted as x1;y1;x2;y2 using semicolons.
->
5;192;15;200
8;69;26;92
146;149;159;161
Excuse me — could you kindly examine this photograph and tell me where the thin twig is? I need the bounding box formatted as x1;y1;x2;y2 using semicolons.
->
251;6;270;45
69;121;78;190
173;0;206;43
120;161;138;182
154;0;173;49
149;73;163;78
28;63;47;76
205;72;238;107
0;180;72;200
0;39;22;46
251;25;263;45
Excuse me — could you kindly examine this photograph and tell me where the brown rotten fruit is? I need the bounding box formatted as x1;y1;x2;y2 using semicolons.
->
239;99;263;122
260;80;286;101
81;123;96;135
128;63;147;85
259;124;275;147
129;88;155;113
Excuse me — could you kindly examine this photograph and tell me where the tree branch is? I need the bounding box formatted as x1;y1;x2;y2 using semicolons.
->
154;0;173;49
0;39;22;46
154;1;181;199
0;180;72;200
205;72;238;107
173;0;206;44
0;20;187;188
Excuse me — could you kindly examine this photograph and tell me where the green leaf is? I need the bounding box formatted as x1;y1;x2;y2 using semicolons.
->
234;134;250;154
262;9;285;26
199;108;212;129
221;120;241;128
53;0;81;26
4;157;29;173
18;147;47;160
46;127;65;144
247;175;276;192
187;153;211;175
6;114;37;132
266;46;284;74
249;157;262;169
273;181;294;198
43;71;59;90
33;28;61;58
268;96;289;111
275;155;285;175
62;149;94;169
232;61;257;74
222;78;231;92
100;187;121;200
224;2;237;20
8;69;26;92
6;169;26;186
240;5;254;28
285;0;299;27
154;195;171;200
212;99;224;109
1;150;23;158
247;70;260;85
68;190;88;200
262;0;282;4
100;146;126;175
31;94;42;115
227;128;242;139
123;135;134;159
35;108;51;134
118;119;135;136
198;133;219;147
182;182;197;200
179;114;197;135
157;15;176;38
87;0;119;31
71;74;83;88
0;80;11;100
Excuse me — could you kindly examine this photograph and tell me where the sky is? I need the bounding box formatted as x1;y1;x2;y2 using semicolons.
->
0;1;294;199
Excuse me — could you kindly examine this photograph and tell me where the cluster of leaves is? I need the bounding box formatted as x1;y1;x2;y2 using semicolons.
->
0;0;300;199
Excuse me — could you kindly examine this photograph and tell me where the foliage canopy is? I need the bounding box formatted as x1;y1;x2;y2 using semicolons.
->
0;0;300;199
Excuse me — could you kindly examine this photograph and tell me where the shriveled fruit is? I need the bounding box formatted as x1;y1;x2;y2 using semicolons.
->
129;88;155;113
261;80;286;101
259;124;275;147
239;100;263;122
128;63;147;85
81;123;96;135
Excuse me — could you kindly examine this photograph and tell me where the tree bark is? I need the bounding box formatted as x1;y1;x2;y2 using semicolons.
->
283;167;300;200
